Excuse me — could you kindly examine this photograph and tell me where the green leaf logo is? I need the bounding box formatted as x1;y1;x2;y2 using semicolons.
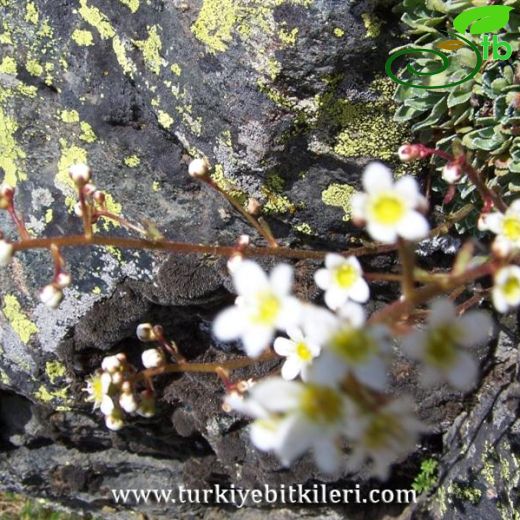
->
453;5;514;35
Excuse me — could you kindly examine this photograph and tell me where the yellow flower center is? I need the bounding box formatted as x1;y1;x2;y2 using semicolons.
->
503;275;520;302
334;264;358;289
424;325;459;368
251;292;281;325
364;412;401;449
295;342;313;362
300;384;343;424
502;216;520;241
329;327;376;364
370;193;405;225
87;374;105;406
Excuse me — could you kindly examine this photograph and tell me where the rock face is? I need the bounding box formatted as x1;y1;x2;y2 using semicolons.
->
0;0;518;518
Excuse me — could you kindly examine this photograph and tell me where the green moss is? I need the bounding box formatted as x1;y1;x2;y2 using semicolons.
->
361;13;382;38
133;25;163;74
191;0;238;54
333;27;345;38
2;295;38;344
322;183;356;221
78;0;115;40
112;35;136;77
26;58;43;76
158;110;173;129
25;2;39;25
118;0;139;13
45;360;66;384
79;121;97;143
60;109;80;123
0;56;17;75
451;483;482;505
124;154;140;167
71;29;94;47
0;105;27;186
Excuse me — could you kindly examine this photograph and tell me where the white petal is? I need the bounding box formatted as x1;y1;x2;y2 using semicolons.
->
250;419;283;451
509;199;520;213
396;211;429;241
276;296;302;330
276;416;316;466
484;212;503;234
242;326;273;357
325;253;346;269
100;395;115;416
354;357;388;391
281;356;303;380
394;176;420;203
337;301;366;328
401;331;426;360
429;297;456;327
350;193;367;220
313;437;340;473
273;337;296;356
362;162;393;193
301;305;338;344
457;311;492;347
492;288;509;313
314;268;332;290
249;378;302;411
286;326;304;342
367;221;397;244
213;306;245;341
306;352;346;387
269;263;293;296
447;352;478;391
349;278;370;303
233;260;269;295
324;287;349;311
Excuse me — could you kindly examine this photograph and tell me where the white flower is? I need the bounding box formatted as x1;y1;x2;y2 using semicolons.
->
84;371;112;409
492;265;520;313
482;200;520;256
306;303;391;392
0;240;14;267
101;355;122;373
273;327;321;381
401;298;492;391
240;377;351;473
346;397;425;480
69;163;91;186
351;163;429;244
105;410;124;431
213;260;302;358
314;254;369;310
141;348;166;369
39;284;63;309
441;163;463;184
100;395;115;416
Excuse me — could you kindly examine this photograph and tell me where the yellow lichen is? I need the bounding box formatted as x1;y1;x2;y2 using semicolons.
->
124;154;140;167
158;110;173;129
26;58;43;76
279;27;298;47
56;141;88;211
152;181;160;192
99;194;122;231
262;172;297;215
44;208;53;224
118;0;139;13
322;183;356;221
0;56;17;75
78;0;115;40
361;13;382;38
2;295;38;344
112;35;136;77
71;29;94;46
333;27;345;38
295;223;313;235
45;360;66;384
0;106;27;186
211;164;248;206
133;25;163;74
170;63;182;76
61;110;80;123
34;385;71;409
25;2;39;25
79;121;97;143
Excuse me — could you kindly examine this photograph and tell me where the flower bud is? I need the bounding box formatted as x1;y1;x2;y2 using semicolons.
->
188;158;210;179
0;183;14;209
69;163;91;186
0;240;14;267
55;272;71;289
136;323;158;342
119;386;138;414
442;162;463;184
246;198;262;217
101;355;121;373
93;191;106;205
100;395;115;416
227;254;243;273
492;236;511;259
141;348;166;369
137;390;156;418
39;284;63;309
83;183;97;197
74;203;83;218
398;144;422;162
105;409;125;431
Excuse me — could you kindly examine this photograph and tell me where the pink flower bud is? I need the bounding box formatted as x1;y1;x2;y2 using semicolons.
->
55;272;71;289
39;284;63;309
398;144;422;162
442;162;463;184
188;158;210;179
69;163;91;186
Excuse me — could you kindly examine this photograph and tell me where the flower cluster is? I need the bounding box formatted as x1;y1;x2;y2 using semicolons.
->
84;324;169;430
